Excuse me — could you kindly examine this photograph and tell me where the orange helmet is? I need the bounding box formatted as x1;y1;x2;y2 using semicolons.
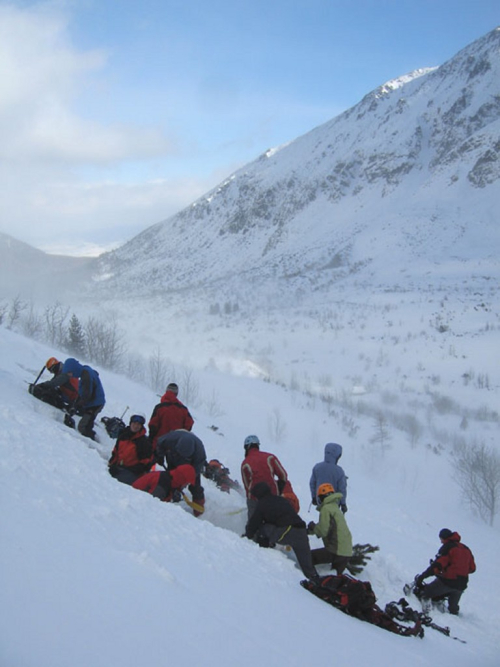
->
317;483;335;497
46;357;60;372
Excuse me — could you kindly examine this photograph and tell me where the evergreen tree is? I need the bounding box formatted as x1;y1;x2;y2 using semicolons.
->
66;314;86;356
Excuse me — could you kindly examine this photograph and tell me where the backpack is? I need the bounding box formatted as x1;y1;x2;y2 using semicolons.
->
301;575;423;638
203;459;241;493
101;416;126;439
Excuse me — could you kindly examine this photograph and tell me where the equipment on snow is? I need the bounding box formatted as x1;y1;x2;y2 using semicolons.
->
346;543;380;576
300;574;423;638
181;492;205;515
203;459;241;493
101;406;129;439
385;598;466;643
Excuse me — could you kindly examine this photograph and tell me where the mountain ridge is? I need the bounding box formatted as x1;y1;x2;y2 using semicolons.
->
89;27;499;306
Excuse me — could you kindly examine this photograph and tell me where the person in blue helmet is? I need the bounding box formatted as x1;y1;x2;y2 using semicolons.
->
309;443;348;512
62;358;105;440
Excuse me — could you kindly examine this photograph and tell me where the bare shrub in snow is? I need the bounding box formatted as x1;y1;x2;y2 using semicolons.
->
7;295;26;329
205;389;225;418
370;412;391;455
180;368;201;408
148;347;173;393
44;302;70;346
85;315;127;370
268;407;287;443
453;442;500;526
22;303;43;339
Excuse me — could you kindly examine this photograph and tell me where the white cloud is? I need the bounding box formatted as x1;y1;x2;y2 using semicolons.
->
0;3;185;253
0;4;172;163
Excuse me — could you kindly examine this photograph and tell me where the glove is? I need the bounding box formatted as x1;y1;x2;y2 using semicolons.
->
154;451;164;466
255;533;270;548
307;521;316;533
64;413;76;429
311;497;317;506
341;503;348;514
28;384;35;395
171;489;182;503
414;574;425;587
277;479;286;495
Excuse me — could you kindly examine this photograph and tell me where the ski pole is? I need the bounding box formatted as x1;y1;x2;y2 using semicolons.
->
33;365;46;386
119;406;129;420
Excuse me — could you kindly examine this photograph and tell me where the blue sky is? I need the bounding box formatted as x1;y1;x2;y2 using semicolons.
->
0;0;498;255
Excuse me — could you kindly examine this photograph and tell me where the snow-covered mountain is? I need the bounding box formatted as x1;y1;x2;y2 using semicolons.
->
93;27;500;307
0;232;96;300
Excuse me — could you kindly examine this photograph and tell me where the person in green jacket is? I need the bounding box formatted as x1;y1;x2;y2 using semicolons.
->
307;482;353;574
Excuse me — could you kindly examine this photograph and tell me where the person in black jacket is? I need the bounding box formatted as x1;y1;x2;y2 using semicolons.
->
244;482;318;580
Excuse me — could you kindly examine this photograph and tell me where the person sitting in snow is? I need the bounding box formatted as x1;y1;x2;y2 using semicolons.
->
28;356;79;410
132;464;196;503
241;435;289;520
155;429;206;516
310;442;348;512
148;382;194;448
244;481;319;581
108;413;153;485
412;528;476;615
307;483;353;574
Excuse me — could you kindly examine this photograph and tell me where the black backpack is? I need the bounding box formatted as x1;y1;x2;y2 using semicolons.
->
101;416;126;439
301;575;423;638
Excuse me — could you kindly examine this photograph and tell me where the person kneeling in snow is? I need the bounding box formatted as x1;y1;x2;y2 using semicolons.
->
132;464;196;503
28;356;79;410
244;481;318;580
307;483;353;575
155;430;207;516
108;414;153;485
413;528;476;615
62;357;105;440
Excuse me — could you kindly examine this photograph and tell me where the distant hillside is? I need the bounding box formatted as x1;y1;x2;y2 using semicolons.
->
0;232;96;301
91;28;500;309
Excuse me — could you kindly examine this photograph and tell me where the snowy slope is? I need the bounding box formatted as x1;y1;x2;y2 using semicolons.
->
92;28;500;304
1;327;499;667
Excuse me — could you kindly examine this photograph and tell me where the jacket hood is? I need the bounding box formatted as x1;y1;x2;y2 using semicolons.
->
318;492;343;509
251;481;272;499
160;390;180;403
443;531;461;543
324;442;342;464
170;464;196;489
176;434;195;459
62;358;84;378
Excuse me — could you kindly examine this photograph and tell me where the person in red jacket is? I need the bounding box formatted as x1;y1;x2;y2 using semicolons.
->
414;528;476;615
132;464;196;502
108;414;153;485
241;435;289;520
148;382;194;447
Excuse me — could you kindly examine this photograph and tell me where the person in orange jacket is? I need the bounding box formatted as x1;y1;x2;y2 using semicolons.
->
108;414;153;485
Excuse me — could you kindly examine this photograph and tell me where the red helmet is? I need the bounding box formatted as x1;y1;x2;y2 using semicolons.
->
45;357;60;373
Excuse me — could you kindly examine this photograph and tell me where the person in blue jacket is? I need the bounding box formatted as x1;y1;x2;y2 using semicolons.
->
309;443;348;512
62;358;105;440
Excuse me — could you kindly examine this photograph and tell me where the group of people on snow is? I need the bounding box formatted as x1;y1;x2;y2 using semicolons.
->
29;355;476;615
